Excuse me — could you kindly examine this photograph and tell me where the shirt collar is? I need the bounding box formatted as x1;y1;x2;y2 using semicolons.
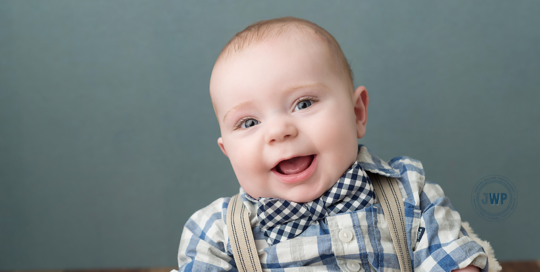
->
239;144;401;204
356;144;401;178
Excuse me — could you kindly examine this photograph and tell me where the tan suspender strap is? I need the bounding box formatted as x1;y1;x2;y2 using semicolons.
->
226;194;263;272
368;173;413;272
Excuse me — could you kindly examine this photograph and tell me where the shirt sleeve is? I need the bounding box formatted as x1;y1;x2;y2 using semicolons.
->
177;197;237;272
413;181;489;272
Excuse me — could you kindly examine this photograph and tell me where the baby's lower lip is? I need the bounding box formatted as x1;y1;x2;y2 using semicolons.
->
271;155;317;183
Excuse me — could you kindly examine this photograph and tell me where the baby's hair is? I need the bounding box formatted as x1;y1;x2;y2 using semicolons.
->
217;16;354;92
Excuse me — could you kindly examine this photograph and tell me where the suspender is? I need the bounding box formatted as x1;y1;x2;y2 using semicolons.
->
226;194;263;272
226;173;412;272
367;172;413;272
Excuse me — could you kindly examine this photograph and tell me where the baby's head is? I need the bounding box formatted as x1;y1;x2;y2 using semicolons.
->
210;17;369;203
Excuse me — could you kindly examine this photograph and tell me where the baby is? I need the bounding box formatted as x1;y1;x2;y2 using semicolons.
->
177;17;489;271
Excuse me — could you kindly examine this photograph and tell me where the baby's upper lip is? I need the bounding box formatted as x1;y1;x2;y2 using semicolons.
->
271;154;315;170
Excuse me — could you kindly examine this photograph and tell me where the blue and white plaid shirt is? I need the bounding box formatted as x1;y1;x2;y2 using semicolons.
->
177;145;488;272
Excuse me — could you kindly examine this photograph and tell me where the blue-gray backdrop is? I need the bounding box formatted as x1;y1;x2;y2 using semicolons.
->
1;0;539;269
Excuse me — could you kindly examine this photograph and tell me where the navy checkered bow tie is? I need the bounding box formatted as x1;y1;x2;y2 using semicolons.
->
256;161;374;245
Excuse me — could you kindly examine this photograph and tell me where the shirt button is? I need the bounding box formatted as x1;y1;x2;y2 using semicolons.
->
339;229;354;243
346;260;361;271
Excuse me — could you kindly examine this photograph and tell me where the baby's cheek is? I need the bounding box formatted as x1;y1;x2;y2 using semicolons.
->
315;111;358;168
316;113;356;147
229;143;265;181
231;154;257;178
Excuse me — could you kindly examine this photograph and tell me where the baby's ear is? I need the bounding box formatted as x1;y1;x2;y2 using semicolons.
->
217;137;228;157
353;86;369;139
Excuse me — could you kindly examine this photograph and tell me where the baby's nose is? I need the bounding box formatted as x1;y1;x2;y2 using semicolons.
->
265;117;298;144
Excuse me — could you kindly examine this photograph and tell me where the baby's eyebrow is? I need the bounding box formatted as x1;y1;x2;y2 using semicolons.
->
282;82;328;96
223;101;255;123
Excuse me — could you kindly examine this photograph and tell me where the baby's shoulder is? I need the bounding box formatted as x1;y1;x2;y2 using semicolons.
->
387;155;428;206
178;197;236;263
386;155;449;207
186;197;231;227
387;155;425;177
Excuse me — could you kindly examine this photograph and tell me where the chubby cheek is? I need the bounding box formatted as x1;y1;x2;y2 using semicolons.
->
309;107;358;173
226;138;268;197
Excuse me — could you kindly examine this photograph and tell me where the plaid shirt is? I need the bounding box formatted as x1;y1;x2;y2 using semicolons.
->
177;145;488;272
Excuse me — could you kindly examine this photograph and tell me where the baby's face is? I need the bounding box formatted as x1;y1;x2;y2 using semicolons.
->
210;33;368;203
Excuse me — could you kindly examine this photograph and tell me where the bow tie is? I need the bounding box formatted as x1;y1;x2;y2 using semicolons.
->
256;161;374;245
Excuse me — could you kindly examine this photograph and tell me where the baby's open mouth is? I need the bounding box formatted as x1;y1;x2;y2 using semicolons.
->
275;155;315;175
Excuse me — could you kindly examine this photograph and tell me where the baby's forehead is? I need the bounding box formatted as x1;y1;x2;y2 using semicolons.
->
213;34;337;88
210;35;335;105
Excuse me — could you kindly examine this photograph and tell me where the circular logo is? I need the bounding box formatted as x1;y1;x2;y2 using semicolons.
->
471;175;517;221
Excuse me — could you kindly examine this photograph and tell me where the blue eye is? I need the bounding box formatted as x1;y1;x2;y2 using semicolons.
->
240;118;259;129
295;100;313;111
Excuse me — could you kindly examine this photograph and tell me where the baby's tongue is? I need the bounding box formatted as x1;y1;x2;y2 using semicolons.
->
277;155;313;175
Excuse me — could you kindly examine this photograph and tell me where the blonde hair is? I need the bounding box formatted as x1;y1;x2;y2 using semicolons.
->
216;16;354;91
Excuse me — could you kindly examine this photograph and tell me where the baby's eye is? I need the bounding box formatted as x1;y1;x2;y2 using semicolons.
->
294;99;313;111
240;118;259;129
